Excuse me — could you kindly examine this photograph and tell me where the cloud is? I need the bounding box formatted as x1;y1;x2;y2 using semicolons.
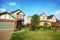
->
52;10;60;15
0;8;6;13
51;10;60;20
8;2;16;6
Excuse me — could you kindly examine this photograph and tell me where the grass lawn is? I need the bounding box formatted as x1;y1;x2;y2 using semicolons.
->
10;28;60;40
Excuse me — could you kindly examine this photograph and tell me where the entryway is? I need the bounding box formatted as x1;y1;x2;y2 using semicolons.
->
17;20;22;30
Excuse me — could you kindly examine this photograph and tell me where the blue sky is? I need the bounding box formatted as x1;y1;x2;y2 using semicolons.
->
0;0;60;23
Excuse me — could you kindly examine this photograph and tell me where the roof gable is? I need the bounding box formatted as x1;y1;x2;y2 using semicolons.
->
47;15;54;19
40;13;47;17
11;9;25;16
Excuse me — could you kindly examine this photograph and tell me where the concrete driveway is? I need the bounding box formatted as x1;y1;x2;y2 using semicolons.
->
0;30;14;40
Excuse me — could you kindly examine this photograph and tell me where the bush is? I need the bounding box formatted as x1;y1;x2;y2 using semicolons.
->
43;22;51;30
30;25;36;31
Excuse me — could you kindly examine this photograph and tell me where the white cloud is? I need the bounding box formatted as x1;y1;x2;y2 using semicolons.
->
0;8;6;13
8;2;16;6
51;10;60;20
52;10;60;15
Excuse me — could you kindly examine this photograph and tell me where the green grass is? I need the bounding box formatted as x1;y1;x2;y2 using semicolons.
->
10;28;60;40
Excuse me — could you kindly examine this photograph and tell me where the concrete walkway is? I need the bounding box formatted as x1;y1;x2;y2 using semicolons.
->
0;29;25;40
13;29;25;33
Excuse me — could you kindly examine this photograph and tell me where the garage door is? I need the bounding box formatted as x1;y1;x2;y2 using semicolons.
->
0;22;14;30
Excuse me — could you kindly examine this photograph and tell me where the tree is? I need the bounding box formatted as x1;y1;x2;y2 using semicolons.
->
31;14;40;30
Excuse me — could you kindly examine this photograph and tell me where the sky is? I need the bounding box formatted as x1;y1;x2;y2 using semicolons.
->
0;0;60;23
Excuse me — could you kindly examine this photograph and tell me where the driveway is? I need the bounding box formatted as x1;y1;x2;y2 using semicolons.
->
0;30;14;40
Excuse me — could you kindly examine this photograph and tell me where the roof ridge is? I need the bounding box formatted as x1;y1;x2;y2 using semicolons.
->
47;15;54;19
11;9;20;13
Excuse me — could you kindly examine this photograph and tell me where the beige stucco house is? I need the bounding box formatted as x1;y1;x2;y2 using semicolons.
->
26;13;59;27
0;9;25;30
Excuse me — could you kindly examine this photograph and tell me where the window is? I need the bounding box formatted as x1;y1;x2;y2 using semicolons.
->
20;16;22;18
43;16;47;20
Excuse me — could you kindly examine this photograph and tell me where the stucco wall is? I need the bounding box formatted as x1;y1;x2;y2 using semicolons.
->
11;11;24;19
0;14;15;20
39;21;51;26
39;22;44;26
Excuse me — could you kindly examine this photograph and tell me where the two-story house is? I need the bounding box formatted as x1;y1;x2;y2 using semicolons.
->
0;9;25;30
26;13;59;27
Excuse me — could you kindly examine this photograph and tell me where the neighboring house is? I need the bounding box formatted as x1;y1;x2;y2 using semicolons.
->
26;16;32;25
0;9;25;30
51;19;60;28
26;13;59;27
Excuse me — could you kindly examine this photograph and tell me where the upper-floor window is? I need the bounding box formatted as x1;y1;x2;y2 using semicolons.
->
20;16;23;18
20;16;22;18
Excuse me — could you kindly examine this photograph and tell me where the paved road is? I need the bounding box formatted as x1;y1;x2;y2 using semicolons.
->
0;30;14;40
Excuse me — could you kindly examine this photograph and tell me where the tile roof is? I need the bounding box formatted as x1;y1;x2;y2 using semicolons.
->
56;19;60;22
47;15;54;19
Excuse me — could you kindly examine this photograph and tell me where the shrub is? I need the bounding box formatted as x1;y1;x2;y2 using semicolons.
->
43;21;51;30
31;14;40;30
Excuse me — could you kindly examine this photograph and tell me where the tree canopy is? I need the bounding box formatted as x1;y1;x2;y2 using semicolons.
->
31;14;40;28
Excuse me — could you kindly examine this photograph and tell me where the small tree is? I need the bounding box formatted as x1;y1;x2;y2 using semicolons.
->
31;14;40;30
17;23;21;30
44;21;51;29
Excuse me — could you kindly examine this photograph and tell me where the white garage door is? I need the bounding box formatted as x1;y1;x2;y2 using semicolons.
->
0;22;14;30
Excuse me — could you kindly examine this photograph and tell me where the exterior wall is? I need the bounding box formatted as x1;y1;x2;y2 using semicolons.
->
19;12;24;15
5;14;10;19
40;14;47;21
51;22;60;28
48;16;56;22
26;16;32;24
11;13;17;18
39;22;44;26
19;13;24;20
0;14;5;19
11;11;24;19
11;10;20;18
47;22;51;26
39;21;51;27
0;14;15;20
